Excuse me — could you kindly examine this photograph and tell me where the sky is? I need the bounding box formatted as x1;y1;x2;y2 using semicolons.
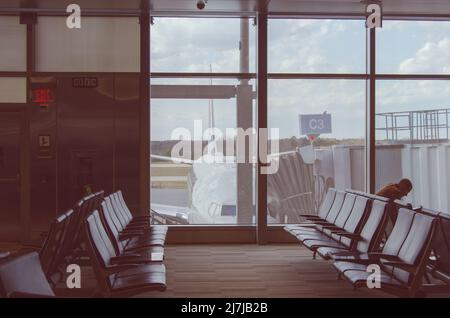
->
150;18;450;141
1;16;449;140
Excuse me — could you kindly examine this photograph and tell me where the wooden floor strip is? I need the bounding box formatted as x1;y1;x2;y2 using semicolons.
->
135;244;390;298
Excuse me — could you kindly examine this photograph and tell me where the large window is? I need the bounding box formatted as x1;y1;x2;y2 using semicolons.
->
376;80;450;212
375;21;450;215
150;18;256;225
267;19;367;224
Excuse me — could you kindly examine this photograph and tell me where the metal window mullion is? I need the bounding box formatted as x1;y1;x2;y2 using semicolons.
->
367;28;376;194
256;12;268;244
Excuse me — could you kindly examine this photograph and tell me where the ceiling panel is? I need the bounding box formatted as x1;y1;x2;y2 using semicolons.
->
0;0;449;16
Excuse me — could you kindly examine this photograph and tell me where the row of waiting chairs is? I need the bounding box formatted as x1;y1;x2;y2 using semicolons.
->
285;188;450;297
0;191;104;297
0;190;168;298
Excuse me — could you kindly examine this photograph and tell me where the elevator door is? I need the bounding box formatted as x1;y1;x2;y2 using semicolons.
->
0;112;21;240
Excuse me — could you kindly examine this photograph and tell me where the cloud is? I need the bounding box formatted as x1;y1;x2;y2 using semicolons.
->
150;18;367;140
151;18;256;72
268;19;365;73
399;38;450;73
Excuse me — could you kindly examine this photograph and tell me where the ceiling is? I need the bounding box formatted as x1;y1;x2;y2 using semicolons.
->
0;0;449;17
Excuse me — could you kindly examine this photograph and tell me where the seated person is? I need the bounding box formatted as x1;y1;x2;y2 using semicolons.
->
376;178;413;237
376;178;413;200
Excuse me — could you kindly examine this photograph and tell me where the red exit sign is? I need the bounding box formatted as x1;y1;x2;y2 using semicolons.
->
33;88;54;106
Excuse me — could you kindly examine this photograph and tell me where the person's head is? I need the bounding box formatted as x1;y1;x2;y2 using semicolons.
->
397;178;413;196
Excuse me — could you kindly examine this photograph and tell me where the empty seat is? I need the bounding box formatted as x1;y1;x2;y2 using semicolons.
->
333;207;415;273
300;194;369;257
334;210;436;297
39;212;72;280
421;209;450;293
284;188;336;234
111;191;168;237
0;252;55;298
287;190;346;238
99;198;165;255
83;210;166;297
67;191;104;255
317;200;388;260
107;194;167;243
296;193;357;242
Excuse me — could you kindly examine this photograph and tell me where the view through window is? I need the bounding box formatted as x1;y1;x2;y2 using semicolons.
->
150;18;256;225
267;19;367;224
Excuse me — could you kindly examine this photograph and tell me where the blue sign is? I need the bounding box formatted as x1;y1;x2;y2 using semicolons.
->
299;114;332;135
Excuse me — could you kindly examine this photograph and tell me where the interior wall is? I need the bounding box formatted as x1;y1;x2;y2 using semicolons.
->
28;75;140;235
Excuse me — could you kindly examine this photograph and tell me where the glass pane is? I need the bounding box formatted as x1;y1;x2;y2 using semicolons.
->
151;18;256;73
268;19;367;73
35;17;140;72
376;80;450;214
0;16;26;71
377;21;450;74
0;78;26;103
268;79;366;224
150;78;256;225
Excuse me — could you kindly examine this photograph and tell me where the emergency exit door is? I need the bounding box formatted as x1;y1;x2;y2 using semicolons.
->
0;111;21;240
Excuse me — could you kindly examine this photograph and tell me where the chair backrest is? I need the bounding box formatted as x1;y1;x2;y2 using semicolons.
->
324;191;345;224
71;196;93;248
39;213;69;278
421;209;450;272
83;210;116;294
336;195;370;247
106;196;128;232
382;212;436;288
346;189;391;204
115;191;134;222
84;210;118;269
356;200;388;253
99;199;127;254
66;200;84;250
317;188;336;219
50;209;75;274
0;252;55;298
382;208;415;256
72;192;104;247
332;193;357;229
108;193;131;229
435;213;450;271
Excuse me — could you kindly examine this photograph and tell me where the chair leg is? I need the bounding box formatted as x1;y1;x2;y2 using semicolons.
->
312;251;317;259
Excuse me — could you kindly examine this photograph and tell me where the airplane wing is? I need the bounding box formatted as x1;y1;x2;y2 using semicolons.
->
150;154;194;165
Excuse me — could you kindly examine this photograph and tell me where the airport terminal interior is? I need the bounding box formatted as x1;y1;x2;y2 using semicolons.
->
0;0;450;298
